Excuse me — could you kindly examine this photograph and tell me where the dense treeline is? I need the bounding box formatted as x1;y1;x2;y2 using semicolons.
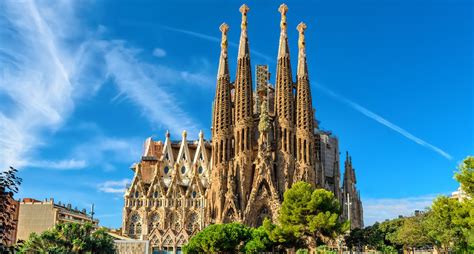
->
345;156;474;253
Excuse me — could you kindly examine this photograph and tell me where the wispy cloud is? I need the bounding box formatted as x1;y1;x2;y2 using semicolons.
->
98;179;131;194
162;25;274;63
0;1;209;170
363;194;441;226
103;42;202;136
152;47;167;58
23;159;87;170
316;84;453;160
0;1;76;170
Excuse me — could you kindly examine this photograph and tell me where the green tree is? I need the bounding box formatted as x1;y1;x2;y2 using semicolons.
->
276;182;348;250
243;224;274;254
454;156;474;197
183;223;252;253
393;214;431;253
17;222;114;254
378;217;404;250
424;196;465;252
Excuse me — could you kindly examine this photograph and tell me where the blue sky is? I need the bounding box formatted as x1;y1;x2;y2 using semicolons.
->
0;0;472;228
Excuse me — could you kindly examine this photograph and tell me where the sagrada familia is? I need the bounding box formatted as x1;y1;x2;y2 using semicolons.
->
122;4;363;252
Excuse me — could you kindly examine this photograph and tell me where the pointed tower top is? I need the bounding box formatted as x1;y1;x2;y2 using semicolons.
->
182;130;187;139
277;4;290;59
297;21;307;34
199;130;204;139
238;4;250;58
297;22;308;77
278;4;289;30
166;130;170;138
217;23;229;77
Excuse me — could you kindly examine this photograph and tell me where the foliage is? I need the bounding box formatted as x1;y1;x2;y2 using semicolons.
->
0;166;22;251
378;217;405;250
345;222;395;252
425;196;472;252
295;248;308;254
274;182;348;249
454;156;474;197
243;222;276;253
183;223;252;254
392;213;432;250
17;222;115;254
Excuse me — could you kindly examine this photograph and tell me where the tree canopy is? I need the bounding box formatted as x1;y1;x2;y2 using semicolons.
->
455;156;474;197
183;223;252;253
272;182;348;249
18;222;115;254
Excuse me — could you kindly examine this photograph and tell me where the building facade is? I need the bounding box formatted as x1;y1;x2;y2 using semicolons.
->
123;4;363;253
16;198;98;242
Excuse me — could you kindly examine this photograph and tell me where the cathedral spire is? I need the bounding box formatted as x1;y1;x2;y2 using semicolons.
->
277;4;290;59
295;21;316;185
217;23;229;78
212;23;233;139
238;4;250;59
234;4;254;214
234;3;253;143
297;22;308;78
275;3;295;193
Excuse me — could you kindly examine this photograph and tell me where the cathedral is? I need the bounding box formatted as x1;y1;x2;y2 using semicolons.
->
122;4;363;253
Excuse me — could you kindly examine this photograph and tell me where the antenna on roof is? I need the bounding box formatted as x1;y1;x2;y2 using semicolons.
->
90;203;95;220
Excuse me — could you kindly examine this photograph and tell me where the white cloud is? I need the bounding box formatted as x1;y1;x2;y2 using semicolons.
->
98;179;131;194
363;194;441;226
315;84;453;160
103;42;202;136
0;1;76;171
153;47;166;58
23;159;87;170
0;1;210;171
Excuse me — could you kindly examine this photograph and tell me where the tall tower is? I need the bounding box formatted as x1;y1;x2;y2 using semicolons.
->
294;22;317;185
274;4;295;194
233;4;255;212
207;23;234;224
342;152;364;229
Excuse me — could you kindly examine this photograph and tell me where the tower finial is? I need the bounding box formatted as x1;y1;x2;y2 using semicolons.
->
219;23;229;49
217;23;229;77
238;4;250;58
278;4;288;31
277;4;290;59
297;22;308;77
240;4;250;30
297;22;307;48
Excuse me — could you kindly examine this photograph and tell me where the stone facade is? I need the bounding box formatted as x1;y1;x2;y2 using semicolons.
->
122;132;209;253
122;4;363;252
